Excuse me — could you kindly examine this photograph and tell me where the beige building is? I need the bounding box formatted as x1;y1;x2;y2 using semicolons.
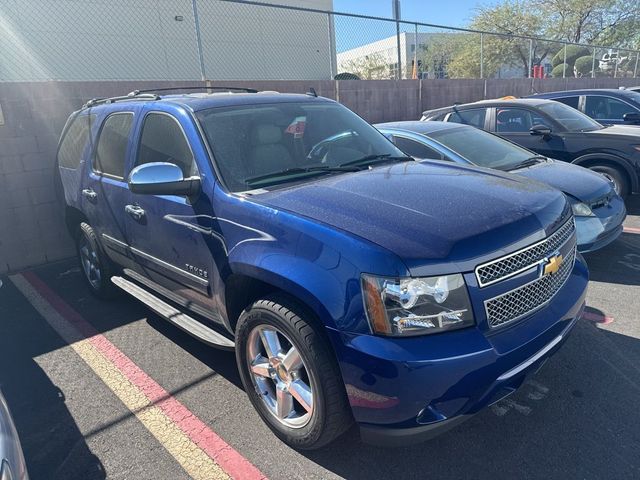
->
0;0;336;81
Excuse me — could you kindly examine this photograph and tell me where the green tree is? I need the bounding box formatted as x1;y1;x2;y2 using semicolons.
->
451;1;552;78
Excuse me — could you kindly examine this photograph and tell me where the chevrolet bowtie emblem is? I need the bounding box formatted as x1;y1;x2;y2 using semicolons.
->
543;255;564;276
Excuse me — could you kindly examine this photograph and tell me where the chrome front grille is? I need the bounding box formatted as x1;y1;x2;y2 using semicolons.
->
485;244;576;328
475;219;575;287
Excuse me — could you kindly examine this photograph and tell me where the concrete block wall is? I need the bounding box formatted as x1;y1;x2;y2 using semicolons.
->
1;77;639;274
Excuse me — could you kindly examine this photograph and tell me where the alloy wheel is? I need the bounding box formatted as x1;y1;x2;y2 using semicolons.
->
79;236;102;290
246;325;315;428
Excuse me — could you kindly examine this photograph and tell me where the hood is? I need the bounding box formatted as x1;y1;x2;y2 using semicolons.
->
253;162;569;269
512;160;612;202
589;124;640;138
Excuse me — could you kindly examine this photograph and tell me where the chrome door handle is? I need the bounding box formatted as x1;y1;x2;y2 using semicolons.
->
82;188;97;201
125;204;146;221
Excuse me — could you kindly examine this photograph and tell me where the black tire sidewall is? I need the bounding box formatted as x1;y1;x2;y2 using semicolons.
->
235;302;331;449
590;165;629;198
76;223;116;298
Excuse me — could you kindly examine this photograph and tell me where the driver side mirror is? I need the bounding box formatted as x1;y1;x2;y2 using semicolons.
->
128;162;200;197
623;112;640;124
530;124;552;137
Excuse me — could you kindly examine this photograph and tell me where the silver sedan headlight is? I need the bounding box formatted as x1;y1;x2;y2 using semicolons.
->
362;274;474;336
571;201;595;217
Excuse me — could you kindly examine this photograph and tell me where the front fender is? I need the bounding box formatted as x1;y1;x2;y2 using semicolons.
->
572;153;638;192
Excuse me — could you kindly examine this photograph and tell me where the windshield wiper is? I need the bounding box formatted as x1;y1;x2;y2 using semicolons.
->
339;153;413;168
512;156;547;169
245;165;361;186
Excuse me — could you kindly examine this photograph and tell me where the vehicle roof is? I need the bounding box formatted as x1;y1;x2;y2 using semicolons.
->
531;88;640;99
423;98;553;116
83;92;334;114
375;120;466;134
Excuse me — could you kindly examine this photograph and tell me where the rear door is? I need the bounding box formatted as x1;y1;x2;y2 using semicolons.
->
126;108;223;323
80;109;136;267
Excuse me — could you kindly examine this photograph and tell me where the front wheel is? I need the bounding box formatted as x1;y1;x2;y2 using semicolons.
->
235;296;352;450
589;165;629;198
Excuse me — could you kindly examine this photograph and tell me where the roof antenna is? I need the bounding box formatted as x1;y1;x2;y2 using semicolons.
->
306;87;318;97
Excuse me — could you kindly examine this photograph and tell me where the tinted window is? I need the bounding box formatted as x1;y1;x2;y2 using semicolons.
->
392;136;444;160
137;113;196;177
495;108;552;133
447;109;486;129
58;114;95;169
537;101;601;131
585;96;637;120
196;102;407;192
554;96;579;109
94;113;133;178
429;125;535;170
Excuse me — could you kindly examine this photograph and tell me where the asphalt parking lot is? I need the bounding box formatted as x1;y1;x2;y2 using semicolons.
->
1;198;639;480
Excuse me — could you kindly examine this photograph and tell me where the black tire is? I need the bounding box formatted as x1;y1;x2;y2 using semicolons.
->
235;295;352;450
589;165;630;198
76;222;119;299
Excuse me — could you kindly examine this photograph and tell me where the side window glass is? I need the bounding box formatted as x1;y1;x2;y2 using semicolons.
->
94;113;134;179
495;108;534;133
585;96;634;120
447;109;486;129
136;113;196;177
392;136;443;160
58;114;95;169
555;96;579;109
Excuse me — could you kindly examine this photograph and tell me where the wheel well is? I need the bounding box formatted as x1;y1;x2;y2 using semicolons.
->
65;206;88;238
576;158;633;190
224;274;279;332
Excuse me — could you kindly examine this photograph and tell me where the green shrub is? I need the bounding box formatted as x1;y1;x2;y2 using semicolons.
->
551;45;590;68
574;55;595;77
551;63;569;77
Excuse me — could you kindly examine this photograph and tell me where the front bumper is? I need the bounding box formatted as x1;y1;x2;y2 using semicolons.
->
575;196;626;253
327;256;588;446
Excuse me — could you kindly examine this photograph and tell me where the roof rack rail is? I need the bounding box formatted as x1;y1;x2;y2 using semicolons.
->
83;92;160;109
131;86;259;95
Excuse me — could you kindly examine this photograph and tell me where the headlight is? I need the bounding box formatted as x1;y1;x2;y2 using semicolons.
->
571;202;595;217
362;274;474;336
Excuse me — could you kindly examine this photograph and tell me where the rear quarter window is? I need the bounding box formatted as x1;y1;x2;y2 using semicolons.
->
58;113;95;169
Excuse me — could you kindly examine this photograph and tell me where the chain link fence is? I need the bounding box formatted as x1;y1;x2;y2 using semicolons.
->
0;0;638;82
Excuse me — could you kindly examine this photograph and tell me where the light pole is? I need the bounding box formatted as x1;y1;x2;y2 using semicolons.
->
393;0;402;79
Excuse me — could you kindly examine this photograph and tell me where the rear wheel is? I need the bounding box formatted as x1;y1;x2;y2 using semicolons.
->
76;222;118;299
235;295;352;450
589;165;629;198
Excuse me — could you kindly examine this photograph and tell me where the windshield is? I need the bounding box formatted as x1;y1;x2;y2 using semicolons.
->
428;125;542;170
196;101;407;191
537;101;602;131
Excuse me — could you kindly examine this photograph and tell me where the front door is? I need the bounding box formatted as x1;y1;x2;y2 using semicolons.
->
492;107;567;160
126;109;224;324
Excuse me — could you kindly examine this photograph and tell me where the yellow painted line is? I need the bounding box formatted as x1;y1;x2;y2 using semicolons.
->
11;274;229;480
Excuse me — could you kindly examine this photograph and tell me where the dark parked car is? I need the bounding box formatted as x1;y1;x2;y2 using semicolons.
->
529;89;640;126
57;88;587;449
375;121;626;253
422;98;640;197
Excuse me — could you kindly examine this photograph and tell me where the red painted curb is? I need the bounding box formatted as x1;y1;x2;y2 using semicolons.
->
22;271;267;480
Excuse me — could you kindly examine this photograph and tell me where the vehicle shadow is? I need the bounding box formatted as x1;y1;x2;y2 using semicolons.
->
302;318;640;479
0;277;106;480
583;231;640;285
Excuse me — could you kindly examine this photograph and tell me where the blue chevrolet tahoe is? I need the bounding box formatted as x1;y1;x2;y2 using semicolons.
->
57;88;588;449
